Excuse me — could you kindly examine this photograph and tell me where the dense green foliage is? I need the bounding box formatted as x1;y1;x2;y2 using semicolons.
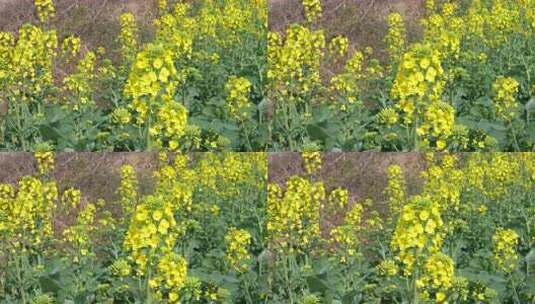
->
268;0;535;151
0;0;267;152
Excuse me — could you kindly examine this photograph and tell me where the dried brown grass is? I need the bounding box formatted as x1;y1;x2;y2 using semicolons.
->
0;0;158;63
268;152;426;203
269;0;426;63
0;152;158;202
268;152;428;237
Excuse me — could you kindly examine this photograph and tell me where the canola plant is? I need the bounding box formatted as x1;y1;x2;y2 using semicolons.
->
0;0;267;152
268;0;535;152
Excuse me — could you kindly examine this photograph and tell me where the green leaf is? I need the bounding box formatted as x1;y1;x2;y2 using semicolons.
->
39;276;62;293
307;276;330;293
257;98;268;113
525;249;535;269
311;106;331;123
526;275;535;295
307;124;330;142
342;291;360;304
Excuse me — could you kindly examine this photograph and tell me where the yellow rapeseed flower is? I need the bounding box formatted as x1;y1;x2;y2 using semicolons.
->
225;227;252;273
226;76;252;121
492;76;519;122
34;0;55;23
492;228;519;273
303;0;322;23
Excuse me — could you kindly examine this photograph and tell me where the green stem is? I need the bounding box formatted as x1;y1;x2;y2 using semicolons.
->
241;120;253;151
15;252;27;304
510;121;520;151
280;102;292;150
15;102;27;151
413;114;419;152
511;275;521;304
146;115;152;151
282;254;294;304
146;263;152;304
413;266;419;304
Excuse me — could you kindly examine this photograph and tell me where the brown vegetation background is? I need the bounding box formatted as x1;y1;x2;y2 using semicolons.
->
269;0;425;63
0;153;158;202
268;152;426;203
0;0;157;63
0;0;432;205
268;152;428;235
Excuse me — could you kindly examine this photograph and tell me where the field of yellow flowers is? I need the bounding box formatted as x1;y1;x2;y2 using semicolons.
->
3;0;535;152
0;0;267;152
1;0;535;303
1;152;534;303
0;152;268;303
268;0;535;151
265;152;535;303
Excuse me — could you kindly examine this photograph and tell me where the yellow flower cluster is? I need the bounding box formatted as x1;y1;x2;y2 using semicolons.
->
391;43;444;113
158;0;168;13
416;253;455;303
119;13;138;66
328;35;349;58
225;227;252;273
391;197;444;274
421;3;462;58
390;42;456;150
492;76;519;122
175;0;264;49
63;202;97;259
118;165;138;217
492;228;519;273
3;25;58;100
34;0;55;23
330;51;364;105
112;107;132;125
35;150;54;175
63;51;97;109
0;176;57;251
302;151;322;175
384;165;406;215
123;195;183;274
417;101;455;150
385;13;406;65
330;202;363;261
221;2;254;38
268;26;325;100
193;153;266;199
226;76;252;121
60;35;81;59
421;154;463;211
486;1;521;46
124;44;180;122
61;187;81;210
302;0;322;23
414;153;535;267
123;32;193;150
152;252;188;303
152;6;194;55
328;187;349;209
425;0;435;13
464;0;530;46
0;185;13;235
378;107;400;127
378;259;399;276
111;258;132;277
267;176;325;253
151;100;189;151
0;32;14;81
